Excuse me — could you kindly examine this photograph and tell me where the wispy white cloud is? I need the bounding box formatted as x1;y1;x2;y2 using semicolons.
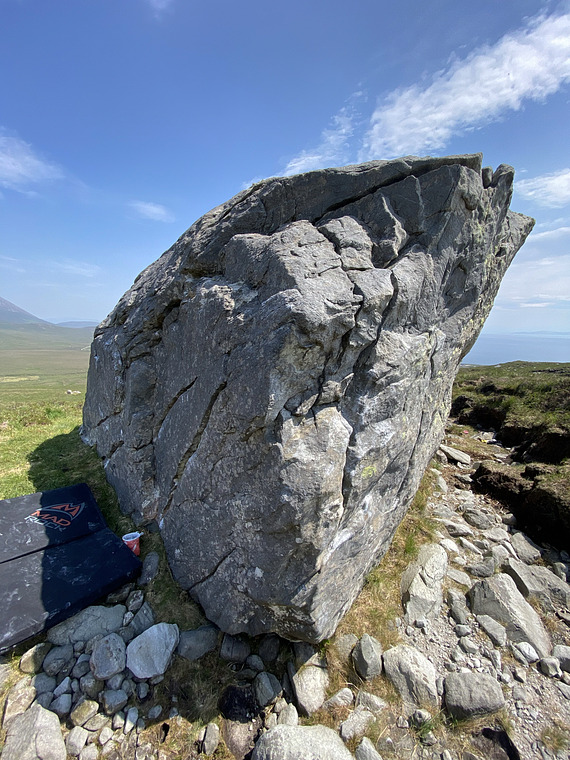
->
0;131;63;191
516;169;570;208
129;200;175;222
240;176;266;191
497;254;570;307
282;92;366;176
146;0;174;15
361;11;570;159
51;260;101;278
0;255;26;274
527;225;570;241
519;301;554;308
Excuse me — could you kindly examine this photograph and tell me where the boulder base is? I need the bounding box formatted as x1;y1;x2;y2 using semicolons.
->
82;155;533;642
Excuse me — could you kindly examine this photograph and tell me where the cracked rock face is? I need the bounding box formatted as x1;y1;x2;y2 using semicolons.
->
82;154;533;643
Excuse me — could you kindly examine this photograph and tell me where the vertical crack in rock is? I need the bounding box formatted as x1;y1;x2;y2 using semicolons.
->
83;155;534;643
161;381;228;519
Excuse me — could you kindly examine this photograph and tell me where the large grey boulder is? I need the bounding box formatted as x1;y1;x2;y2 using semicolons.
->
468;573;551;657
82;155;533;642
1;704;66;760
251;724;354;760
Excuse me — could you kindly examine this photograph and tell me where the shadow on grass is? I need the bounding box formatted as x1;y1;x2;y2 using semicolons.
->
27;425;131;536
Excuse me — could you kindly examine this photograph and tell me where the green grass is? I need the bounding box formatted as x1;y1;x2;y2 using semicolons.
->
0;323;94;350
454;361;570;433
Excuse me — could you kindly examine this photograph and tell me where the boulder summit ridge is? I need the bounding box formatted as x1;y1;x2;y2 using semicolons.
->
82;154;533;642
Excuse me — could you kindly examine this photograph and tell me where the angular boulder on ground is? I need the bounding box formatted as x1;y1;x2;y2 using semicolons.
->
82;154;533;642
382;644;439;710
401;543;448;623
1;703;66;760
444;672;505;719
468;573;551;657
251;724;354;760
126;622;179;679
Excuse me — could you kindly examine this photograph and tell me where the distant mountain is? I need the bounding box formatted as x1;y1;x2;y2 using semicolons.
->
0;296;95;350
0;296;48;325
57;321;99;329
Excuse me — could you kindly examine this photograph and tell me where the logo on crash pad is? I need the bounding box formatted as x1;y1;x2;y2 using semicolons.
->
26;501;85;531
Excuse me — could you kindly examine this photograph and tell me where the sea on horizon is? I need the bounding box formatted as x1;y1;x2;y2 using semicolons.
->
464;332;570;366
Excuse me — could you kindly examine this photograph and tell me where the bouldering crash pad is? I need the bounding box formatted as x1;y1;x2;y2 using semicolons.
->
0;483;141;651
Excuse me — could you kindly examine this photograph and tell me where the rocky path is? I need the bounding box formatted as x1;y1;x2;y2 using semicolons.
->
1;429;569;760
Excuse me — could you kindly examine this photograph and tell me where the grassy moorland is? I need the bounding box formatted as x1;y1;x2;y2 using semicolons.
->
452;361;570;546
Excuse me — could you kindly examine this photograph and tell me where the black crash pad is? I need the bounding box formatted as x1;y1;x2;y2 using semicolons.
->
0;483;141;652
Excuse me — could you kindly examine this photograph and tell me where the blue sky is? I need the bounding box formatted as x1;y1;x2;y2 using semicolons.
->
0;0;569;358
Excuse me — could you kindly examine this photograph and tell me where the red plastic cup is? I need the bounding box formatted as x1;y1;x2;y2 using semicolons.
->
122;532;142;556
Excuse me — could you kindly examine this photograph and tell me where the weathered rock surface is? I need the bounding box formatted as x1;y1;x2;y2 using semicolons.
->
401;543;448;623
382;644;439;710
468;573;551;657
82;154;533;642
444;672;505;719
125;622;179;679
251;724;355;760
1;703;66;760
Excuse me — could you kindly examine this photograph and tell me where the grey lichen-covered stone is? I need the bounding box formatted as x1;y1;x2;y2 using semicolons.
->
70;698;99;726
202;722;221;755
355;737;384;760
42;645;74;677
277;703;299;726
251;724;354;760
553;644;570;672
444;671;505;719
82;154;533;642
339;708;375;741
476;614;507;647
503;557;570;611
101;689;128;714
287;660;329;716
126;622;179;679
253;671;282;707
126;601;155;638
382;645;439;710
323;687;354;710
468;573;551;657
47;606;126;646
2;677;36;726
401;543;448;623
89;633;126;680
65;725;89;757
355;690;387;714
177;624;219;661
139;551;160;585
510;531;542;564
2;703;66;760
19;643;52;674
539;657;562;677
48;692;72;717
352;634;383;679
